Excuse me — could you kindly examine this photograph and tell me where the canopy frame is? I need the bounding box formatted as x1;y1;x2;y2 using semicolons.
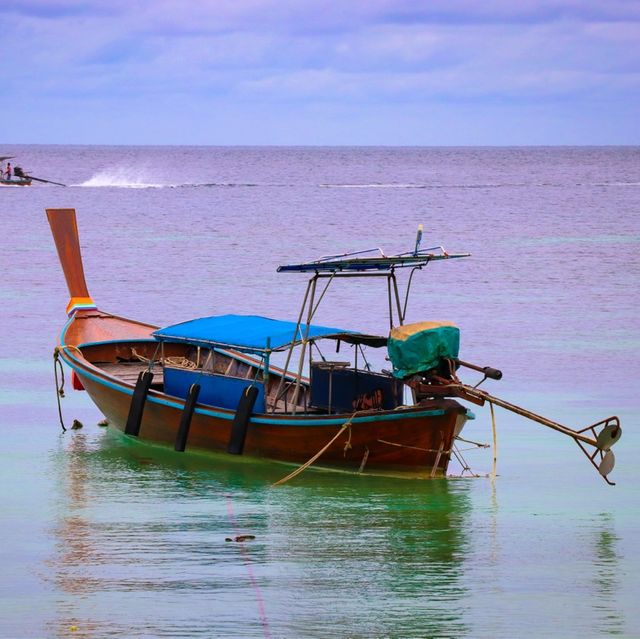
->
271;269;409;413
152;314;365;354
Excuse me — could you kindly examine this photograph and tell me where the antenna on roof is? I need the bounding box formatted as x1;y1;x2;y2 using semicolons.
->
414;224;424;255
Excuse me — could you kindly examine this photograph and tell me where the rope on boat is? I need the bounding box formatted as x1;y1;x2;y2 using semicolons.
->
451;444;473;476
164;356;198;369
52;344;86;432
59;344;84;356
377;439;452;454
343;423;353;455
53;347;67;432
272;412;362;487
131;347;151;364
132;347;196;370
455;435;490;449
490;401;498;478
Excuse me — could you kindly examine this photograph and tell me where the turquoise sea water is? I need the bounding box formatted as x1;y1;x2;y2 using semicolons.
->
1;145;639;638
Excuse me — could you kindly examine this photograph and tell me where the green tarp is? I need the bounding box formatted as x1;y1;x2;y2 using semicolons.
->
388;321;460;378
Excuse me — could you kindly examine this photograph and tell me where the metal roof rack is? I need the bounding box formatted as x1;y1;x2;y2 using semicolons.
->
278;246;470;273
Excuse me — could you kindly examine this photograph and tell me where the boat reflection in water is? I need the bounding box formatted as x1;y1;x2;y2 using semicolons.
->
47;427;475;637
48;425;629;638
588;514;625;637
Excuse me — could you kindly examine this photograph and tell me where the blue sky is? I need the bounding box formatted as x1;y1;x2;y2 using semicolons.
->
2;0;639;145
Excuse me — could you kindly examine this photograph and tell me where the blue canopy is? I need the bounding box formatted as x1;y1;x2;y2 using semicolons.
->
152;314;360;353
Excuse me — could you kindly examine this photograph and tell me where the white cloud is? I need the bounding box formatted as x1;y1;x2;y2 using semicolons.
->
2;0;639;143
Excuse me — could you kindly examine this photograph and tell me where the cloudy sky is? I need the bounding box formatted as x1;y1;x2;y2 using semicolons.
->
2;0;639;145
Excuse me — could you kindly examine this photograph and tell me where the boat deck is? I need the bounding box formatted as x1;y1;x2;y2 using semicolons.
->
100;361;159;385
96;360;307;413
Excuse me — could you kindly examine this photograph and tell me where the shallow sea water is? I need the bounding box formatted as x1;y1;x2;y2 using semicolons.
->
1;145;639;638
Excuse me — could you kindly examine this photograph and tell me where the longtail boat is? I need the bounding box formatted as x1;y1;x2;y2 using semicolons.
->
0;156;65;187
47;209;622;483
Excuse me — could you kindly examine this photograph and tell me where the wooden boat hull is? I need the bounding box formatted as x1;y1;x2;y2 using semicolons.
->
0;177;31;187
49;208;471;477
64;361;467;476
79;367;465;474
58;311;470;476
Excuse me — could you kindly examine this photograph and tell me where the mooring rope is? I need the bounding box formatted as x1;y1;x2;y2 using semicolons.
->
455;435;490;449
490;401;498;477
343;423;353;455
58;344;84;356
272;412;362;486
451;443;471;474
377;439;451;454
52;344;86;432
53;348;67;432
272;423;350;486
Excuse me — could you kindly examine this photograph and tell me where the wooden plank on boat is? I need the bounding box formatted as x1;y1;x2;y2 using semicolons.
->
100;362;163;385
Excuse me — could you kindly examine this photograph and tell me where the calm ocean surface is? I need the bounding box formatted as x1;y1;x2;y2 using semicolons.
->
1;145;639;638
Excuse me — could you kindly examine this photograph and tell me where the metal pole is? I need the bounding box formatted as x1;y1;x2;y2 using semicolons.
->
401;266;421;324
291;276;318;413
461;384;601;447
391;271;403;326
387;275;394;330
263;337;271;386
271;277;313;412
309;271;336;317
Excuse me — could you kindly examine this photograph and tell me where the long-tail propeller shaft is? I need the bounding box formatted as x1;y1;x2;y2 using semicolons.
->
412;364;622;484
456;383;621;485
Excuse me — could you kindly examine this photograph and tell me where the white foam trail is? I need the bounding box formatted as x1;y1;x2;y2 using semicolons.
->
78;166;167;188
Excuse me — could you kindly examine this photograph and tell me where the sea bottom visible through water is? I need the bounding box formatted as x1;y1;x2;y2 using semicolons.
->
1;145;638;638
4;421;634;639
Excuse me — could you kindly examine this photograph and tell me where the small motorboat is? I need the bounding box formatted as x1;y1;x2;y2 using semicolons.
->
0;175;32;187
1;156;65;187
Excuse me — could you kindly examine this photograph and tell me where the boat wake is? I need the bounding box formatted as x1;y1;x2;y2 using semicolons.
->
189;182;262;188
318;182;515;189
78;167;166;189
76;173;270;188
321;181;640;189
74;175;640;190
320;183;430;189
318;183;530;189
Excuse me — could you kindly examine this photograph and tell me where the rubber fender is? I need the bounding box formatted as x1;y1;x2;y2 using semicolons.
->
174;383;201;452
227;385;259;455
124;371;154;437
